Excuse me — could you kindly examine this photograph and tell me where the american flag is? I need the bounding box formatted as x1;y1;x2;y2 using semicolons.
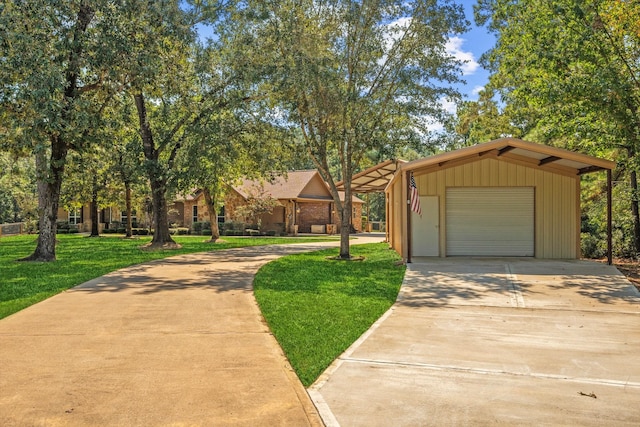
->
410;173;421;216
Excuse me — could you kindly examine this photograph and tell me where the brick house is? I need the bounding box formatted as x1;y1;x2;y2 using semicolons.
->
55;205;140;232
173;170;364;234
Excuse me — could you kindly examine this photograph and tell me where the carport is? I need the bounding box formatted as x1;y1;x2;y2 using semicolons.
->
384;138;616;263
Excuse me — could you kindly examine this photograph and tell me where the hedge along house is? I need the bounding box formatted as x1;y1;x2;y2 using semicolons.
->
384;138;616;263
174;170;365;234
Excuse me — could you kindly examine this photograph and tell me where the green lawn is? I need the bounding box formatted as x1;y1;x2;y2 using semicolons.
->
0;233;336;319
254;243;405;387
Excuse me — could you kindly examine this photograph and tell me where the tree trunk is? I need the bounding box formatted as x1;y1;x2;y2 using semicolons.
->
124;181;133;238
134;92;175;246
630;169;640;253
90;174;100;237
149;176;174;244
203;187;220;242
339;184;352;259
21;139;67;261
624;146;640;253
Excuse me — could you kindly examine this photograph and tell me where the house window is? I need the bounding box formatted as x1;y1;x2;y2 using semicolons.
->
192;205;198;224
121;210;137;227
353;206;357;219
217;206;225;224
69;208;81;225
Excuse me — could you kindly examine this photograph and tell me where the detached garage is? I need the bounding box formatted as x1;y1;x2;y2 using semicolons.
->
384;138;616;261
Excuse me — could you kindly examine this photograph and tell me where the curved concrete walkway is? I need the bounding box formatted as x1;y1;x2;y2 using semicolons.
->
0;235;383;426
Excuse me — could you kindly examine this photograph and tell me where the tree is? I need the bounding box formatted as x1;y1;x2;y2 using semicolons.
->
232;190;279;230
476;0;640;253
236;0;468;258
0;1;142;260
177;118;292;241
0;153;36;226
122;1;240;248
450;87;524;148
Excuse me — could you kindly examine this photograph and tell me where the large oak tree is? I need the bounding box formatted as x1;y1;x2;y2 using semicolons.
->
236;0;468;258
0;1;130;260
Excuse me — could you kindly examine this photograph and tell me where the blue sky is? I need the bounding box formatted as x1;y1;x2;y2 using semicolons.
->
446;0;496;101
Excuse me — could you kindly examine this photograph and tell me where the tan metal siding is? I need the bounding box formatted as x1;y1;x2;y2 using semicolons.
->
412;158;578;259
387;178;404;255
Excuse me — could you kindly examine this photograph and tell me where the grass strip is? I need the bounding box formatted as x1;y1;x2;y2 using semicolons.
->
0;233;336;319
254;243;405;386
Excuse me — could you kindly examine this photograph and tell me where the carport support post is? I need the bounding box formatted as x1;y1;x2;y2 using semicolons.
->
406;171;412;263
607;169;612;265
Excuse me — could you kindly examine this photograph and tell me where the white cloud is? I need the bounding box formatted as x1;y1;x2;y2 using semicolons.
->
445;36;479;76
471;85;484;96
424;97;458;133
382;17;413;55
440;97;457;114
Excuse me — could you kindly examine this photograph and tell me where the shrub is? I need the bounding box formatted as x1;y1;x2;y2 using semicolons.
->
266;230;276;236
581;232;606;259
68;228;79;234
224;221;246;232
116;227;126;234
171;227;189;235
202;229;212;236
137;229;149;236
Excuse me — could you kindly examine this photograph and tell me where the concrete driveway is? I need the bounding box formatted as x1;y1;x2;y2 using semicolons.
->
310;258;640;426
0;237;382;427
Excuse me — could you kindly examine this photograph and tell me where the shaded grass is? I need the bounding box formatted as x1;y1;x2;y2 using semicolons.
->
254;243;405;386
0;233;336;319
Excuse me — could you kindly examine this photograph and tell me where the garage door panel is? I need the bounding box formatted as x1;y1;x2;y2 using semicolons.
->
446;188;534;256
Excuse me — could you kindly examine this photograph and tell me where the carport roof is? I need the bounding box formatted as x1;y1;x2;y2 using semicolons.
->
336;159;406;193
403;137;616;177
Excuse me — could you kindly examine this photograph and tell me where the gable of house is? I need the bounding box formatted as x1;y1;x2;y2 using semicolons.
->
299;172;332;199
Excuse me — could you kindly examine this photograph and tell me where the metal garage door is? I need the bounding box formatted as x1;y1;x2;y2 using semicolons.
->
446;187;534;256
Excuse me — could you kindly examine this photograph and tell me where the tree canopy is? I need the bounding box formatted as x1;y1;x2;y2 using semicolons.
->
233;0;468;257
475;0;639;255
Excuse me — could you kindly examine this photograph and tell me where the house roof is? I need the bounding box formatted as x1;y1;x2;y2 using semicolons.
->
234;170;317;199
233;170;364;204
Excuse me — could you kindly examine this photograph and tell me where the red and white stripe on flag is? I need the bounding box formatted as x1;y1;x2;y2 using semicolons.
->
410;173;421;215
